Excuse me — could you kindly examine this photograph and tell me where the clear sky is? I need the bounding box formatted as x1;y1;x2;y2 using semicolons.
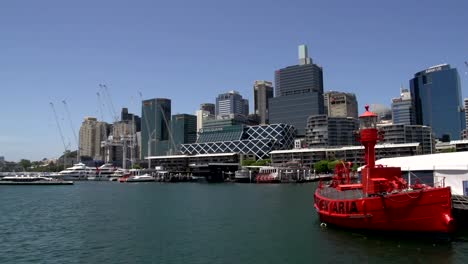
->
1;0;467;161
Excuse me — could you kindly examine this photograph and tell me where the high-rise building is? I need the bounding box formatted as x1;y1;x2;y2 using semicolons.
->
410;64;464;140
305;115;358;147
254;80;274;124
121;108;141;132
391;88;415;125
200;103;215;116
461;98;468;139
79;117;108;160
196;110;214;134
171;114;197;153
324;91;358;119
464;98;468;128
141;98;171;157
215;91;249;118
269;45;324;136
378;124;434;154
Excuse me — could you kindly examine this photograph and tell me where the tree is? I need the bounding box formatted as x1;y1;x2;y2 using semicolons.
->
254;159;271;166
327;160;341;172
314;160;329;174
19;159;31;171
241;159;256;166
351;163;360;172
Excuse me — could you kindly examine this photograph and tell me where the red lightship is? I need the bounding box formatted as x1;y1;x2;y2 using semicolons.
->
314;106;455;233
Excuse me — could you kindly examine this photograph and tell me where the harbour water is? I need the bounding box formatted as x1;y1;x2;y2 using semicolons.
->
1;182;468;263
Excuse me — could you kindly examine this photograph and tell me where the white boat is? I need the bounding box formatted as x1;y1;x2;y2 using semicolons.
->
58;163;95;181
88;163;120;181
256;166;281;183
235;168;251;182
125;174;155;182
0;174;73;185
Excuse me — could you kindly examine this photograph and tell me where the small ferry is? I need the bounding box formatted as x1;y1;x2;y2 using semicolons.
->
0;175;73;185
256;166;281;183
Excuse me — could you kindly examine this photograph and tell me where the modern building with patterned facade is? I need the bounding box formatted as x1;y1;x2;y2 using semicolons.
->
254;80;274;124
271;143;420;168
378;124;434;155
410;64;464;140
324;91;358;119
305;115;359;147
391;88;415;125
269;45;324;136
181;124;296;159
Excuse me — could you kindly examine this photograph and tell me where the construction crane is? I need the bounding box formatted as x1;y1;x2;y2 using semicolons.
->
62;100;80;163
159;104;177;155
139;91;154;168
50;102;69;170
99;84;119;122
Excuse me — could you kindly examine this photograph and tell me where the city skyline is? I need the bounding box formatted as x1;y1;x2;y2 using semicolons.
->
1;0;467;161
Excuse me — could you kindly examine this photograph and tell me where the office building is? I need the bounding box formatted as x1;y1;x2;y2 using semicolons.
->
141;98;171;157
370;104;392;124
200;103;215;116
215;91;249;118
410;64;464;140
324;91;358;118
378;124;434;154
196;110;214;133
171;114;197;153
254;80;274;124
305;115;359;147
79;117;109;160
269;45;324;136
391;88;415;125
271;143;420;168
121;108;141;132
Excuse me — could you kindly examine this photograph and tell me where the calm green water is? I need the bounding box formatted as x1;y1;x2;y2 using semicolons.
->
1;182;468;264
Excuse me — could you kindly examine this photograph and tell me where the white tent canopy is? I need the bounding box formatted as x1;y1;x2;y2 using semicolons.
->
375;151;468;171
369;151;468;195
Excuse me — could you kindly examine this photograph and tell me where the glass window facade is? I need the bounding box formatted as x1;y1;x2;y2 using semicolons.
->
410;64;464;140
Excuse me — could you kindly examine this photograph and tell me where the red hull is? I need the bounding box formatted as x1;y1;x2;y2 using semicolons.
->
314;187;454;233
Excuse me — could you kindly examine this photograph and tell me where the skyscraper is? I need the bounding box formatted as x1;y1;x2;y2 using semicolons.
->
215;91;249;118
305;115;358;147
200;103;215;116
121;107;141;132
254;80;274;124
269;45;324;136
171;114;197;153
391;88;415;125
141;98;172;157
324;91;358;119
79;117;108;160
410;64;464;140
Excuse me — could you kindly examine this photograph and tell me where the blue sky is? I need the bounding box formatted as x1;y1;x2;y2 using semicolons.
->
1;0;467;161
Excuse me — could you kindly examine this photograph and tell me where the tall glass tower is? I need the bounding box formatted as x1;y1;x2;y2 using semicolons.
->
269;45;324;136
141;98;171;157
410;64;464;140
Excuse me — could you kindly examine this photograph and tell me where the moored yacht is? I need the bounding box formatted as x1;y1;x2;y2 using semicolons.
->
58;163;95;180
88;163;119;181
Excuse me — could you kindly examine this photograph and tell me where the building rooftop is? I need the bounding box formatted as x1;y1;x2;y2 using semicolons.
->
270;143;420;154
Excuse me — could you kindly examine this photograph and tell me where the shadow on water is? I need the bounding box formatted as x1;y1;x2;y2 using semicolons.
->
313;218;468;264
